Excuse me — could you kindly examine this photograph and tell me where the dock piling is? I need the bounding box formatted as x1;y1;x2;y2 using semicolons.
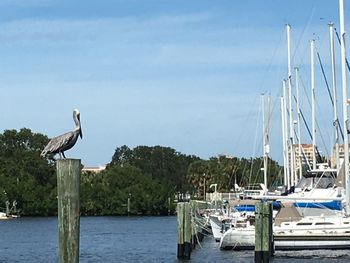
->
57;159;81;263
190;200;197;249
177;202;185;258
255;201;273;263
183;202;192;259
177;202;192;259
5;201;10;216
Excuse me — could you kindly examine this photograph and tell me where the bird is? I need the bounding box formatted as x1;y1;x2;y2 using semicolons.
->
41;109;83;159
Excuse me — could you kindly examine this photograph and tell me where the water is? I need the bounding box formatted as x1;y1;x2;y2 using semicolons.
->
0;216;350;262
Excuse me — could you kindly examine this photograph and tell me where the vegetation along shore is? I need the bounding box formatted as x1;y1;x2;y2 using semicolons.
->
0;128;283;216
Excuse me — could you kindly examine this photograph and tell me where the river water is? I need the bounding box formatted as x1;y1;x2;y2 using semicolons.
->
0;216;349;262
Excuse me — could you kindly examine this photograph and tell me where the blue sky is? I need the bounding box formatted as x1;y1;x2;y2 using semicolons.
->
0;0;348;166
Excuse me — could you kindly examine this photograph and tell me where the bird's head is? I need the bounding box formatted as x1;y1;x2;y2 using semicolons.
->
73;109;80;117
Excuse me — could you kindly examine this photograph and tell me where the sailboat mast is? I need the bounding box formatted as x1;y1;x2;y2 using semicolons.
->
329;23;340;175
281;94;288;187
310;39;317;170
283;79;290;189
339;0;350;215
295;67;303;180
287;24;296;187
262;94;268;195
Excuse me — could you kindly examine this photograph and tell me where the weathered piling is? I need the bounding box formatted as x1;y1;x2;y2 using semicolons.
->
57;159;81;263
255;201;273;263
191;218;197;249
177;202;185;258
183;202;192;258
255;202;263;262
12;200;17;215
127;193;131;216
5;201;10;216
177;202;192;259
189;200;197;249
268;203;274;257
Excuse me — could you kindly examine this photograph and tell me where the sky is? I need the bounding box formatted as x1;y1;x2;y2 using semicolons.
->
0;0;348;166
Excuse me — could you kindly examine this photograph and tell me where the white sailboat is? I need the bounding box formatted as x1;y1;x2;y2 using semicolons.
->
220;206;350;250
274;214;350;250
209;209;244;242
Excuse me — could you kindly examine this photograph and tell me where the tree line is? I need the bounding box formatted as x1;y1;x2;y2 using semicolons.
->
0;128;283;216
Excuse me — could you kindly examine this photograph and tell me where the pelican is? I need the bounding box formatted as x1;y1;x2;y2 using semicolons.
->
41;109;83;159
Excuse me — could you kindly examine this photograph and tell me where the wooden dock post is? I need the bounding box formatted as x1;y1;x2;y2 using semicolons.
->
189;200;197;249
268;203;274;257
191;219;197;249
255;202;263;262
57;159;81;263
5;201;10;216
255;201;273;263
177;202;192;259
183;202;192;259
262;202;273;261
177;202;185;259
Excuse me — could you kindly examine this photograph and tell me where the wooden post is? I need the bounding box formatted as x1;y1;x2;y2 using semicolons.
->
269;203;274;256
5;201;10;216
12;200;17;214
191;218;197;249
127;193;131;216
183;202;192;259
177;202;184;259
177;202;192;259
262;202;272;262
255;201;273;263
57;159;81;263
255;202;263;263
168;197;171;216
190;201;197;249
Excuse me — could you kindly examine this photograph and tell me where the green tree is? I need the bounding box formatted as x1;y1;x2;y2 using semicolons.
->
0;128;56;216
110;145;199;193
81;164;175;216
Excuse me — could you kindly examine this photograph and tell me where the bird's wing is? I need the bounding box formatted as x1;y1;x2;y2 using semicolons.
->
42;131;74;154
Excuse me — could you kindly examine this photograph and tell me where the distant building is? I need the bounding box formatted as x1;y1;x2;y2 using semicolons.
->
293;143;314;168
82;165;106;174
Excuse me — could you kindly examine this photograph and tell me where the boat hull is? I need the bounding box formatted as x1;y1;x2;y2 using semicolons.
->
220;229;350;250
275;234;350;250
220;228;255;250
